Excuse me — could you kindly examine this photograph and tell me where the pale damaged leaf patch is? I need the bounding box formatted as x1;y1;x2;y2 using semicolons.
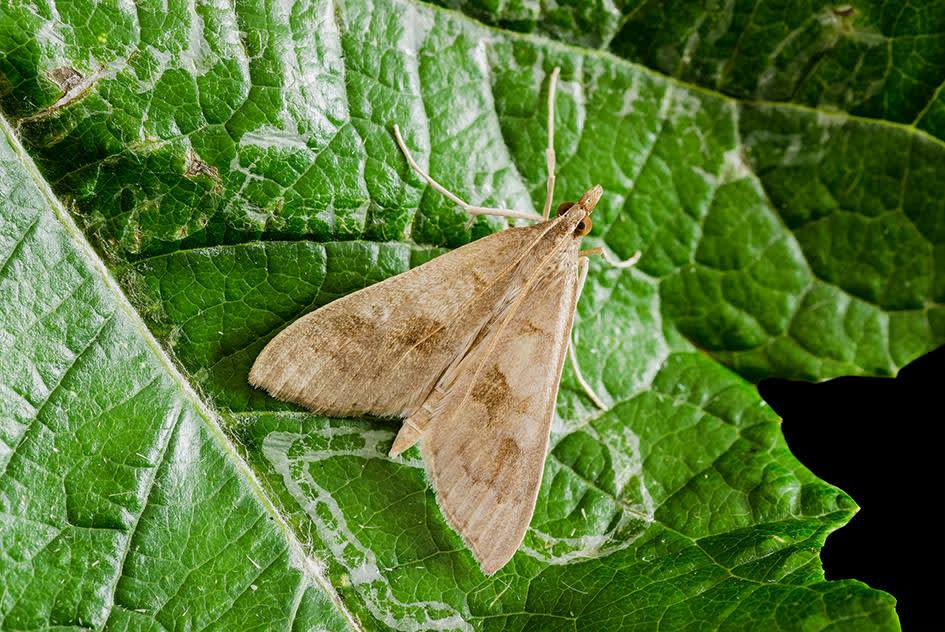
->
262;426;472;632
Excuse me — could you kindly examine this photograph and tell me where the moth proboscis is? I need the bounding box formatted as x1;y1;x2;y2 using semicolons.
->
249;67;640;575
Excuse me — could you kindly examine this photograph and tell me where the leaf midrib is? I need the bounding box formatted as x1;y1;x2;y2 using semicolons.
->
0;116;364;632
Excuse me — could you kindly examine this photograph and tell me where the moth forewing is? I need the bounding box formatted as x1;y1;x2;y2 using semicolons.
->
386;210;585;574
389;207;586;456
249;216;566;419
420;241;581;574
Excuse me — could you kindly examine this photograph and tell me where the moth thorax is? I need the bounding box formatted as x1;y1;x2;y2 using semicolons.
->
555;201;592;237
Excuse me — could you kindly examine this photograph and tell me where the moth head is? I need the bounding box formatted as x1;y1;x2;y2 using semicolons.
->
555;184;602;238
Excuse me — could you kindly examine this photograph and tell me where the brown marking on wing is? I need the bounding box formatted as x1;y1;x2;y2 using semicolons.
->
495;438;528;505
323;313;380;376
389;314;444;349
470;269;490;291
331;312;371;337
470;366;514;426
453;437;525;506
493;437;525;479
519;320;545;336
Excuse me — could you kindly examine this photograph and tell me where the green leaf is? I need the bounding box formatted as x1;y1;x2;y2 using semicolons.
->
2;0;942;629
0;117;352;630
429;0;945;141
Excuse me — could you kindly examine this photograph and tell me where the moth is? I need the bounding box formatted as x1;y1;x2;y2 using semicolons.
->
249;68;639;575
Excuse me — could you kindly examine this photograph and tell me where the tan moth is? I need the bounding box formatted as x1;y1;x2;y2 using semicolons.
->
249;67;639;575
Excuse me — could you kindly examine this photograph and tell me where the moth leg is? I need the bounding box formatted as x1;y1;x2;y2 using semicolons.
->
392;124;541;222
568;248;641;409
541;66;561;220
569;257;608;410
579;246;641;269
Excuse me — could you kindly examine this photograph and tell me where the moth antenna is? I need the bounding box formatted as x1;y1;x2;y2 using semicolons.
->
541;67;560;220
570;257;608;410
392;124;541;222
579;246;641;269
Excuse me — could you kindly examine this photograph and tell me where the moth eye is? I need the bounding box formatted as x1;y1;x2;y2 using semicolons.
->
575;216;592;237
556;201;576;216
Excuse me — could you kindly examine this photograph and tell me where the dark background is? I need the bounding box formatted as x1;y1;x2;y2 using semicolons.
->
758;345;944;630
